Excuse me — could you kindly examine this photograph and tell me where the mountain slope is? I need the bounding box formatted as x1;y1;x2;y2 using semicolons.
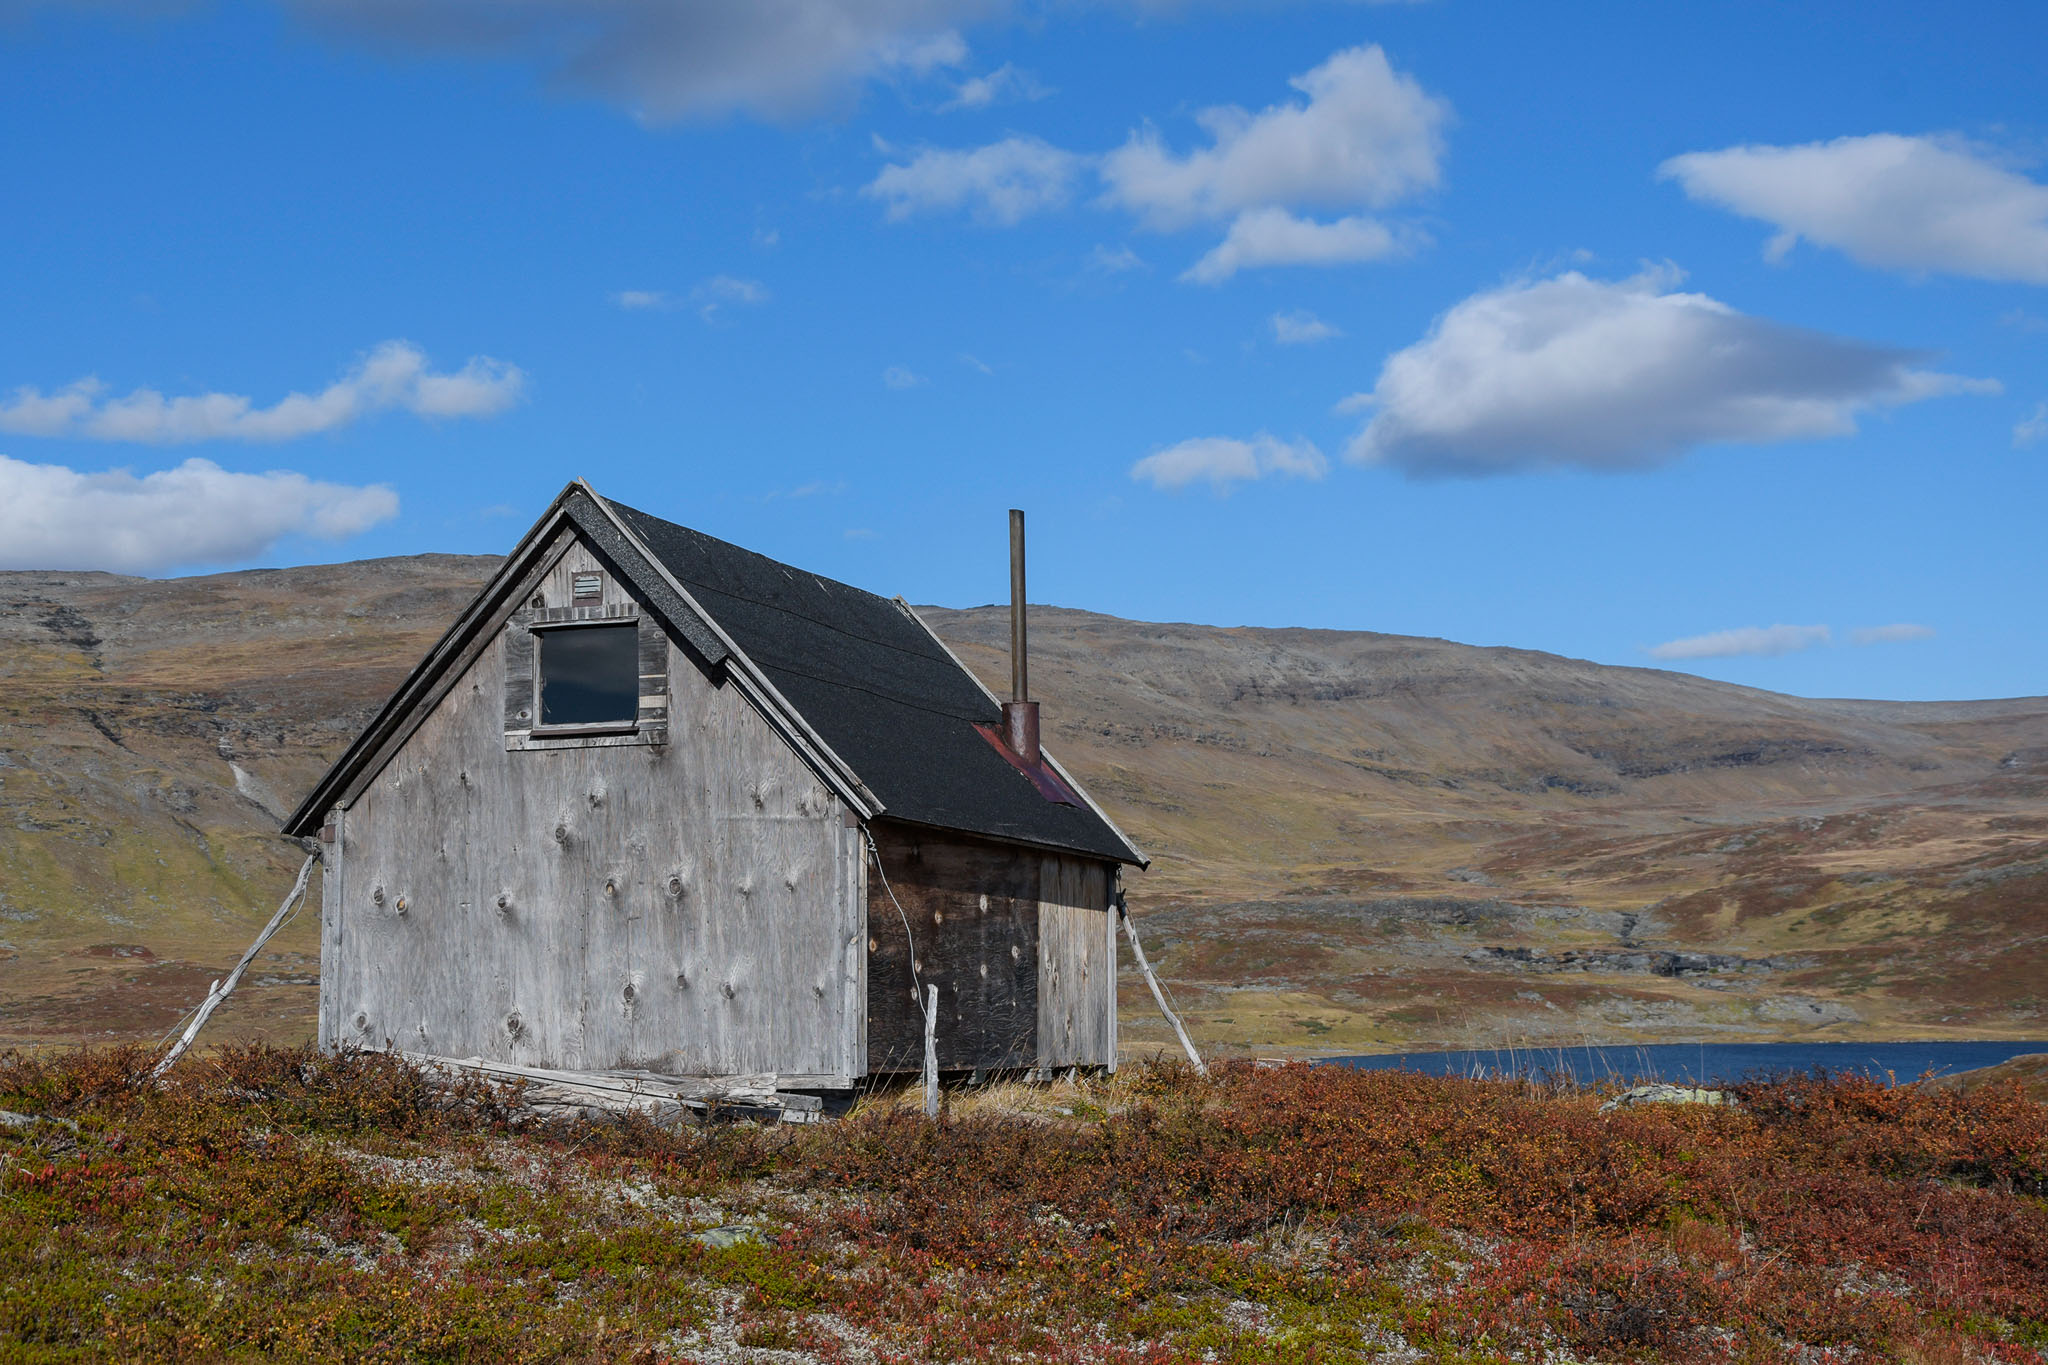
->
2;561;2042;1056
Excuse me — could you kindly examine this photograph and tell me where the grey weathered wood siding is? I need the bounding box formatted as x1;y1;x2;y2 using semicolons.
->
1035;856;1113;1069
322;535;862;1082
865;822;1114;1073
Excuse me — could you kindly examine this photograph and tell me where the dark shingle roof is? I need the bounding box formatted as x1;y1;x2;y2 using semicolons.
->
608;498;1141;865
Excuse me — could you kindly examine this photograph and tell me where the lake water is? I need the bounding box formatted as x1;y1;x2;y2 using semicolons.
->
1323;1039;2048;1088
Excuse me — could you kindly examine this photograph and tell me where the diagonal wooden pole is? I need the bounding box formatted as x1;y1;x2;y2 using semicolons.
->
922;983;940;1119
151;852;319;1083
1117;894;1206;1077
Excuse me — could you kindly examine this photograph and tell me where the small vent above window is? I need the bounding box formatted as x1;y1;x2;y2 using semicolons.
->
572;572;603;601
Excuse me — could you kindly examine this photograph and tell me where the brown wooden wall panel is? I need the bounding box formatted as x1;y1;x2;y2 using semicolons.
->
865;823;1114;1073
864;823;1040;1073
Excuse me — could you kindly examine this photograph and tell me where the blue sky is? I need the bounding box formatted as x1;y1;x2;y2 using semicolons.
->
1;1;2043;701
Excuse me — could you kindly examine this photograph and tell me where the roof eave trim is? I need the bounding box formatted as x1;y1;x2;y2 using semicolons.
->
889;597;1149;869
865;813;1137;870
578;481;882;820
281;485;597;836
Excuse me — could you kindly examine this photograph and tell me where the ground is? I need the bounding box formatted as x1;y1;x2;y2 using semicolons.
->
3;1046;2045;1363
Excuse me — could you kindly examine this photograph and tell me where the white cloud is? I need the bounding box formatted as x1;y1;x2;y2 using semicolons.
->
0;454;399;573
1850;623;1936;646
940;62;1048;111
882;365;927;389
2015;401;2048;448
1130;432;1327;492
616;277;770;321
0;341;524;444
1183;207;1402;282
1647;624;1831;662
1099;45;1448;229
1661;134;2048;284
760;478;847;502
693;274;770;321
863;135;1083;224
697;274;769;305
288;0;989;122
1345;268;1997;477
1086;243;1146;273
869;44;1446;282
1270;310;1342;345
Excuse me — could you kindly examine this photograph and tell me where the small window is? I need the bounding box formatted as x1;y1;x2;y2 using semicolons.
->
537;624;639;727
572;571;603;602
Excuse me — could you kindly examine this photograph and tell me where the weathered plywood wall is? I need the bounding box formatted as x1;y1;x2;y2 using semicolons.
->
865;822;1113;1073
320;536;864;1084
1036;856;1112;1069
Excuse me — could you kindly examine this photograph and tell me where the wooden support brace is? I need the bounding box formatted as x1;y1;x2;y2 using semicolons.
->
1118;898;1207;1077
922;983;940;1119
152;852;320;1082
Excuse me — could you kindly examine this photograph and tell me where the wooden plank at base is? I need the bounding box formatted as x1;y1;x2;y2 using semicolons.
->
392;1050;827;1119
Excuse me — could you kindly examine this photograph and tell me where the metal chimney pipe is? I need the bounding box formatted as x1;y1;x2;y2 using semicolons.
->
1001;508;1041;766
1008;508;1027;702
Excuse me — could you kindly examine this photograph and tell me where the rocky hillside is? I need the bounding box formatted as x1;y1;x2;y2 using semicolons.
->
0;558;494;1050
3;559;2043;1056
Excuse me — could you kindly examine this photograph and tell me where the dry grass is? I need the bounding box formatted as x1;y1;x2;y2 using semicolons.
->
860;1068;1157;1125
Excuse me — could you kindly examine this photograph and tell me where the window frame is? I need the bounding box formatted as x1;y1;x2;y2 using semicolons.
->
529;617;644;736
503;596;670;753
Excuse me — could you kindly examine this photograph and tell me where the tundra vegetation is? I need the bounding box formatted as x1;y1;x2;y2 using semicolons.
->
3;1046;2045;1362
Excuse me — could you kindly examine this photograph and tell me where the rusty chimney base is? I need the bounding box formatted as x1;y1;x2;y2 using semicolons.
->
1001;700;1041;768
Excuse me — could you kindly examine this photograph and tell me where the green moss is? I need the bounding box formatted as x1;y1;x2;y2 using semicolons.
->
702;1239;825;1312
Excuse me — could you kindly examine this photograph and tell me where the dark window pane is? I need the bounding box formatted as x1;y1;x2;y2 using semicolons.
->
539;625;638;726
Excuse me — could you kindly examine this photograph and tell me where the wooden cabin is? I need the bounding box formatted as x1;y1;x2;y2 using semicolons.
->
282;480;1146;1091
